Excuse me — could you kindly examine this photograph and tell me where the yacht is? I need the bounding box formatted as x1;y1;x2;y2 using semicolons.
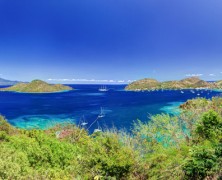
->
80;115;88;126
98;107;105;118
98;85;108;92
94;121;102;133
94;128;102;133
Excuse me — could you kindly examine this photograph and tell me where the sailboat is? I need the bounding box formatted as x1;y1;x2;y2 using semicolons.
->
80;115;88;126
98;107;105;118
98;85;108;92
94;121;102;133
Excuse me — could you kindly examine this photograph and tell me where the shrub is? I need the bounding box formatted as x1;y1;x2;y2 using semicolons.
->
195;110;222;141
0;144;30;179
8;130;79;169
183;142;220;179
0;116;18;135
79;133;137;179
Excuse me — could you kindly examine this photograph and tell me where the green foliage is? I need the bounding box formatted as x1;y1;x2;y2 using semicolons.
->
0;144;30;179
75;132;137;179
195;110;222;141
0;116;18;135
180;98;210;111
183;109;222;179
2;97;222;179
183;142;221;179
133;114;188;149
180;97;222;116
8;131;78;169
0;116;139;179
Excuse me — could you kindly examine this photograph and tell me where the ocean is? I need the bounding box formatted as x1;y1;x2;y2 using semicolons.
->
0;84;221;133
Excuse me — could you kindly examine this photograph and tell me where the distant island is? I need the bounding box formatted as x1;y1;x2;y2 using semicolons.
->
125;77;222;91
0;79;73;93
0;78;21;85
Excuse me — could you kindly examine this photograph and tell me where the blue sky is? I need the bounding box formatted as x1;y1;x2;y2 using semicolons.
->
0;0;222;83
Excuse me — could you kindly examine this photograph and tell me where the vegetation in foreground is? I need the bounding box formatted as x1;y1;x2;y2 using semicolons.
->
1;97;222;179
0;79;73;93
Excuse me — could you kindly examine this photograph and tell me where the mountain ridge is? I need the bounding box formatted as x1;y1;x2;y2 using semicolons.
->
0;78;20;85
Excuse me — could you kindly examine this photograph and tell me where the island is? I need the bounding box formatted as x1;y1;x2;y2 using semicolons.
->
0;79;73;93
125;77;222;91
0;78;21;85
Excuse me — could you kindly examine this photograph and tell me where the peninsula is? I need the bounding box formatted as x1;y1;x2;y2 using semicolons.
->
0;79;73;93
125;77;222;91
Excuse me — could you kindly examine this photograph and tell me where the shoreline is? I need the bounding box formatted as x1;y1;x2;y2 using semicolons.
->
0;89;74;94
125;88;222;92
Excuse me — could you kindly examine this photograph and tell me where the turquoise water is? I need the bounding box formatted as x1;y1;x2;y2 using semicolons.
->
0;85;221;132
9;114;75;130
160;101;184;115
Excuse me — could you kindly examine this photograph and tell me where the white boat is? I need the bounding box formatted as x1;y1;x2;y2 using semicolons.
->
98;107;105;118
80;115;88;126
181;90;184;94
94;121;102;133
81;122;88;126
98;85;108;92
94;128;102;133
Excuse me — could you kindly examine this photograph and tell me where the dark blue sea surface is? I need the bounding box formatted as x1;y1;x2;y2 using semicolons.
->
0;84;221;132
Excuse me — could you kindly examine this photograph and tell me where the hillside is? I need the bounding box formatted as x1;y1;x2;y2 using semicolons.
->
125;78;160;90
215;80;222;87
0;79;73;93
0;78;20;85
1;97;222;179
126;77;218;91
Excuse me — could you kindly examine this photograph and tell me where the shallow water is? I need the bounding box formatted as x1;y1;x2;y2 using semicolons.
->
0;84;221;132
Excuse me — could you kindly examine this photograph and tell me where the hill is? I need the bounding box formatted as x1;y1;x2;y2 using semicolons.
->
215;80;222;87
125;77;218;91
0;78;20;85
0;79;73;93
125;78;160;90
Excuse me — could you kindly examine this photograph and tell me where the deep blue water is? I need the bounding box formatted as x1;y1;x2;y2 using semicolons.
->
0;84;221;132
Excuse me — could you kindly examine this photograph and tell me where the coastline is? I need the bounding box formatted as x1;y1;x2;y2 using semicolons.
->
0;89;74;94
0;79;73;94
125;88;221;92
